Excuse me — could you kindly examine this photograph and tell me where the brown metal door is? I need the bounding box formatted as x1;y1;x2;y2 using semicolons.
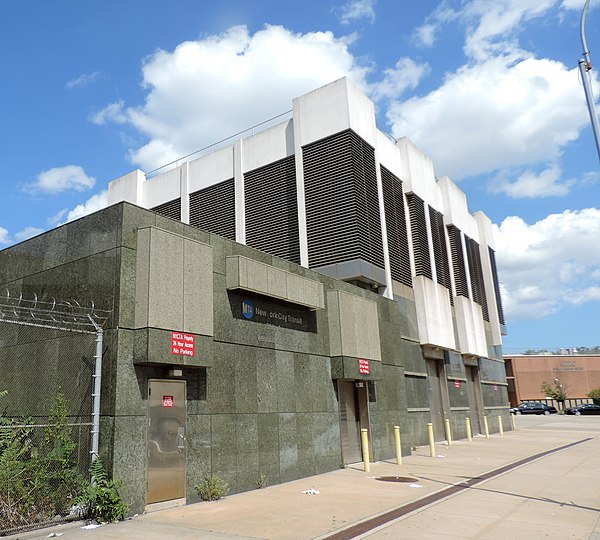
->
338;380;362;464
147;379;186;504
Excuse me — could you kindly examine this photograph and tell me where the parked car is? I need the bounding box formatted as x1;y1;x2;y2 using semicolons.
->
565;403;600;415
510;402;558;415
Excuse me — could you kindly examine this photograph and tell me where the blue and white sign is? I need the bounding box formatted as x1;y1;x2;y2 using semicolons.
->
242;299;255;319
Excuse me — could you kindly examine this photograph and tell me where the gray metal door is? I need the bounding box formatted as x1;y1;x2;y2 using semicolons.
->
338;380;362;464
426;359;445;441
147;379;186;504
466;366;483;435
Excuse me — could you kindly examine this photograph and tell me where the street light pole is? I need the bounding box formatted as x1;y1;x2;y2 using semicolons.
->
579;0;600;164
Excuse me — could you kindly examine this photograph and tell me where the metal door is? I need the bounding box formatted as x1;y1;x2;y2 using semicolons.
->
147;379;186;504
338;380;362;464
466;366;483;435
426;359;445;441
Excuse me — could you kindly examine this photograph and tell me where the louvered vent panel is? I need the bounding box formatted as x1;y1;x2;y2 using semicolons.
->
447;225;469;298
189;178;235;240
406;193;432;279
429;207;452;298
244;155;300;264
303;130;384;269
488;247;506;325
381;166;412;287
150;198;181;221
466;236;489;321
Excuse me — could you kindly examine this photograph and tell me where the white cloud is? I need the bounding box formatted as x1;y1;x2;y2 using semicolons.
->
413;2;458;48
26;165;96;194
14;227;44;242
64;191;108;223
90;100;127;125
561;0;600;10
370;58;429;101
495;208;600;319
66;71;101;89
386;55;595;179
490;165;575;198
93;25;371;171
48;208;68;226
338;0;376;25
0;227;9;245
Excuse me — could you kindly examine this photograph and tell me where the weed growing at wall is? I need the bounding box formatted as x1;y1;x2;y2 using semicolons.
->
196;474;229;501
75;459;128;522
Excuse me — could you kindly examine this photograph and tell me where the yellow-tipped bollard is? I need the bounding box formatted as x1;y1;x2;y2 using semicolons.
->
498;415;504;436
466;417;472;442
428;422;436;457
483;416;490;439
361;428;370;472
444;418;452;446
394;425;402;465
510;412;516;430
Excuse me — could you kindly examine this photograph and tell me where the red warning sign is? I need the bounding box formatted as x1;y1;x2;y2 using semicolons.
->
171;332;195;356
358;358;370;375
162;395;174;407
454;380;461;388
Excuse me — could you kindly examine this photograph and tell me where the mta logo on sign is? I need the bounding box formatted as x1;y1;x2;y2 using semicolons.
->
242;299;255;319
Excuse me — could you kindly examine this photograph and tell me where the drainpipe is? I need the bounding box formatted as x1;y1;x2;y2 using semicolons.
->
88;315;103;462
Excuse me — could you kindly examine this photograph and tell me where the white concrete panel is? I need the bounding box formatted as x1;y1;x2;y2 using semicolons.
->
376;131;404;180
188;146;234;193
394;137;441;209
438;177;477;238
454;296;488;357
108;169;146;206
145;166;182;208
242;120;294;172
293;78;351;147
413;276;455;350
346;79;378;147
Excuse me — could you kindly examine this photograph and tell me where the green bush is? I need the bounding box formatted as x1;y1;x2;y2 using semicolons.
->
587;388;600;402
0;390;86;530
75;458;128;523
195;474;229;501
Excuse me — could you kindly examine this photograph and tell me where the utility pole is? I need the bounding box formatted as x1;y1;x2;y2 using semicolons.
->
579;0;600;164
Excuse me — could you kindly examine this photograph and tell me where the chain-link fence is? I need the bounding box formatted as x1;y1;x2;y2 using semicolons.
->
0;294;107;536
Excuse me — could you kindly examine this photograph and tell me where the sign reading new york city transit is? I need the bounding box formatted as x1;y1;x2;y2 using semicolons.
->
171;332;195;356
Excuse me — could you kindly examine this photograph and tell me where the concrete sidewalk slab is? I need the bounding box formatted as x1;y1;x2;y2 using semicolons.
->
8;416;600;540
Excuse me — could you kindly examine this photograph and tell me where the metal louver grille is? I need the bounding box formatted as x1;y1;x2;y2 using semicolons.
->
244;155;300;264
150;198;181;221
381;166;412;287
303;130;384;269
429;206;452;299
488;247;506;325
406;193;432;279
447;225;469;298
465;236;489;321
189;178;235;240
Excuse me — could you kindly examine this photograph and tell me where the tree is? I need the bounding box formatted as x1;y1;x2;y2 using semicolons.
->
541;379;568;403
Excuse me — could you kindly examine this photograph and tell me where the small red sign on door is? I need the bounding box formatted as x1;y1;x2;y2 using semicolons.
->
162;395;174;407
171;332;195;356
493;384;498;391
454;380;461;388
358;358;370;375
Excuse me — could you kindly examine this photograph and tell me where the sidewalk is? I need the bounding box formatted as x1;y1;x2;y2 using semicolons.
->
9;416;600;540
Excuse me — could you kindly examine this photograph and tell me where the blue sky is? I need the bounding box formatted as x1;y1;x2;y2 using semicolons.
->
1;0;599;352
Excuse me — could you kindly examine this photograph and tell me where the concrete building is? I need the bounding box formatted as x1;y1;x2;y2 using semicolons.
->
0;78;509;514
505;354;600;406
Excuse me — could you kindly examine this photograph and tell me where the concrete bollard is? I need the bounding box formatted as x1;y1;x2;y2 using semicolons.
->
444;418;452;446
361;428;370;472
483;416;490;439
498;415;503;436
466;417;472;442
510;413;515;430
394;425;402;465
428;422;436;458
